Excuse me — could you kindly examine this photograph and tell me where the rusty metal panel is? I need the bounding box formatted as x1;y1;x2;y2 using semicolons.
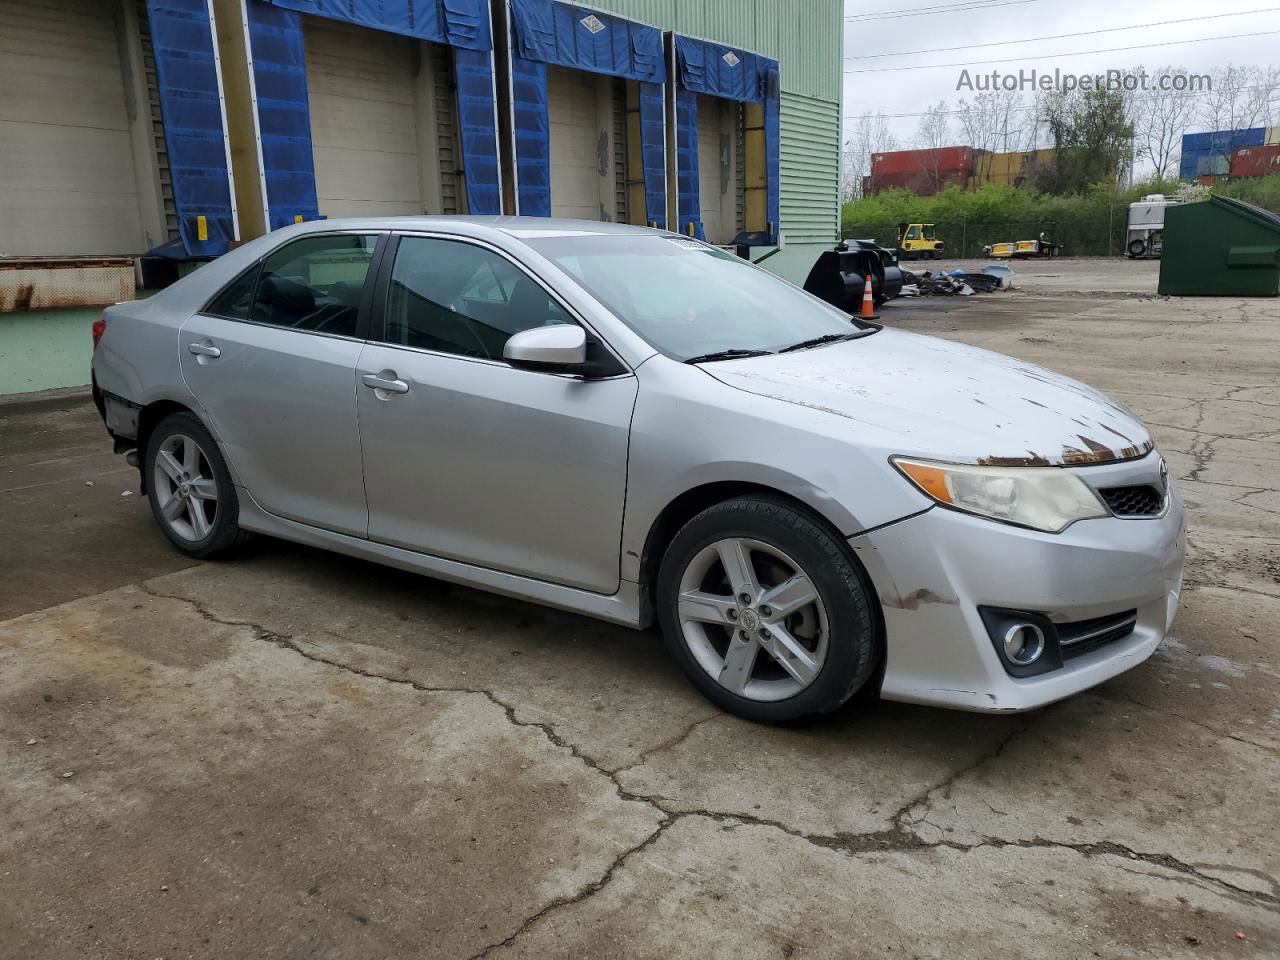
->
0;259;136;313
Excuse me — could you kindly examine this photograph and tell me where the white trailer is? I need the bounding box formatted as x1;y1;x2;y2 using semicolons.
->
1126;194;1180;259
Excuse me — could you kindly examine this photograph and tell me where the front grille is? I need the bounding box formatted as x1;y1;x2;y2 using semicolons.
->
1099;484;1164;517
1058;610;1138;660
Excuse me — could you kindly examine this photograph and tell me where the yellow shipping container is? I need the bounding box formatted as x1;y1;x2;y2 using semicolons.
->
972;148;1055;187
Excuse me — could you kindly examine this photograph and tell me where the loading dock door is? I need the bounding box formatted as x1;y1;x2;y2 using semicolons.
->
304;18;423;218
547;66;605;221
0;0;146;254
303;18;462;218
696;95;740;245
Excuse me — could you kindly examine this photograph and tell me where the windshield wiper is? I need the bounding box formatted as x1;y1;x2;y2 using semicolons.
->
683;348;774;364
778;331;871;353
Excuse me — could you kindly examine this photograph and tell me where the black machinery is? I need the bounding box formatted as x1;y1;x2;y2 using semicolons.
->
803;239;904;312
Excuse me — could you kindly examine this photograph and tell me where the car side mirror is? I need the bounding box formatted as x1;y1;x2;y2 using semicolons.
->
503;324;587;371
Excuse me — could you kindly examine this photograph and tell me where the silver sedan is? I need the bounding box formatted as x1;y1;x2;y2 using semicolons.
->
92;218;1185;723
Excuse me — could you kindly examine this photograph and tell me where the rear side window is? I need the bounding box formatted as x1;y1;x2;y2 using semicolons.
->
206;264;260;321
246;234;378;336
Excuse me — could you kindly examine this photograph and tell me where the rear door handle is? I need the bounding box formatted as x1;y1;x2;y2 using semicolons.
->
188;342;221;359
362;373;409;395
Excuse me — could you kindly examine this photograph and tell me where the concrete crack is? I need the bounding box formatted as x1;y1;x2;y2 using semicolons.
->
463;814;677;960
136;577;1280;953
1107;690;1278;755
609;711;723;776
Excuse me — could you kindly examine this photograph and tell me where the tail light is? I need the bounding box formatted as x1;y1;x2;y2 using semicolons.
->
92;314;107;349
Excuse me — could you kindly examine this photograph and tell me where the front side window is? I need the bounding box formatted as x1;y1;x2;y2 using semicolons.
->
243;234;378;336
526;235;867;361
905;225;921;241
382;237;573;360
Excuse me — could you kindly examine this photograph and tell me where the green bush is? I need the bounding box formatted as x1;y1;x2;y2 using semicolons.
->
841;176;1280;257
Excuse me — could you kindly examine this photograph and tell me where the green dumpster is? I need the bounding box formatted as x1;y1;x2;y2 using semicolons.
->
1158;195;1280;297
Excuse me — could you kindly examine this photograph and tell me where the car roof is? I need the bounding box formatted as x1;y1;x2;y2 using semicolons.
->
284;215;676;241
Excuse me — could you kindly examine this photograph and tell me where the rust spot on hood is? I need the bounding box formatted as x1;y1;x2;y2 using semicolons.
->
1060;436;1152;465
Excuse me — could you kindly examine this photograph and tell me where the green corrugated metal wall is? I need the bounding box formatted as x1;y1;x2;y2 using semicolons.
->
580;0;843;281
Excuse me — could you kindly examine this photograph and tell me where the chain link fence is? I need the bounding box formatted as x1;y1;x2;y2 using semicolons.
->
840;214;1131;258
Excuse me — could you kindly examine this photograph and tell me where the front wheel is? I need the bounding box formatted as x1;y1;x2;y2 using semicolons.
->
656;497;880;724
145;412;251;558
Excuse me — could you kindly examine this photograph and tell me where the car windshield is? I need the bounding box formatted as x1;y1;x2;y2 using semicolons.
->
525;235;871;361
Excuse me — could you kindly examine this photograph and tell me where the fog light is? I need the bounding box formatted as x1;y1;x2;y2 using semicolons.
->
1003;623;1045;665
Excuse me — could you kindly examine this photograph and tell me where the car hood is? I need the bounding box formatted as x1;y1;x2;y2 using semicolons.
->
705;328;1152;466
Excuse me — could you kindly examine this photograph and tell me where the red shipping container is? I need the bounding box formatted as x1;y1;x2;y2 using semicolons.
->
866;168;969;197
870;146;975;178
1230;145;1280;178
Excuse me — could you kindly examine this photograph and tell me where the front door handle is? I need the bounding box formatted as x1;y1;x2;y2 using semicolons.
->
188;342;221;359
362;373;410;395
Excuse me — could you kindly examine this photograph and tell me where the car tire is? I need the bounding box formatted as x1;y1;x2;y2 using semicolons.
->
145;412;252;558
656;496;880;724
1127;238;1146;258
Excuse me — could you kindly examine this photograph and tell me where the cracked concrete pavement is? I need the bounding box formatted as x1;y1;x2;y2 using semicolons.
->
2;258;1278;958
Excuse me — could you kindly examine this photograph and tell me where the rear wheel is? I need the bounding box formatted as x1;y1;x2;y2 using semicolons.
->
145;412;251;558
656;497;880;724
1127;238;1147;258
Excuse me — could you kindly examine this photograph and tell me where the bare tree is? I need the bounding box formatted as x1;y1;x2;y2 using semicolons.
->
843;111;897;201
913;100;952;151
1130;64;1198;179
1199;64;1276;132
957;90;1025;157
911;100;953;192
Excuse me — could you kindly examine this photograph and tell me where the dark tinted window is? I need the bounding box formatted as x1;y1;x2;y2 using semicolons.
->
206;264;261;320
382;237;573;360
247;234;378;336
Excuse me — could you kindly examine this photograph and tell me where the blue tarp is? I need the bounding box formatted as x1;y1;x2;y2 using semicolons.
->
674;88;701;238
673;35;772;104
246;3;321;229
252;0;501;216
672;35;780;245
763;66;780;244
511;56;551;216
638;81;666;227
508;0;666;221
262;0;491;49
146;0;237;257
509;0;663;82
454;48;503;214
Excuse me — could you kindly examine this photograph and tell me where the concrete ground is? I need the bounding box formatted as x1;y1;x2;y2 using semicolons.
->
2;258;1278;958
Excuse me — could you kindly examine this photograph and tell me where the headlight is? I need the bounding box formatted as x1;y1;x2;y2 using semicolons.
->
892;458;1108;533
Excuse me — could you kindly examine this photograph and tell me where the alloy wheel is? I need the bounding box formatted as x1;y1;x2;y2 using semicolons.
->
152;433;219;543
676;537;829;702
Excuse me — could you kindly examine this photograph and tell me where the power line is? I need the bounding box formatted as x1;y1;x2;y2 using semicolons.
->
845;0;1045;23
845;7;1280;61
847;28;1280;72
841;82;1278;121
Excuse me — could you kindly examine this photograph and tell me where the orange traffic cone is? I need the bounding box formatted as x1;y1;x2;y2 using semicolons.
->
860;273;879;321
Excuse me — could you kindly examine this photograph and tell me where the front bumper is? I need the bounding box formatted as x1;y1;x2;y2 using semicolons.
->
849;474;1185;713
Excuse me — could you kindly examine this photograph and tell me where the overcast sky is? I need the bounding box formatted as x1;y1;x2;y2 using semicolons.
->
841;0;1280;148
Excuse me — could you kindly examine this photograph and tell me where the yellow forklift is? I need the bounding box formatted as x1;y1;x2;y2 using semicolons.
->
897;222;944;260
